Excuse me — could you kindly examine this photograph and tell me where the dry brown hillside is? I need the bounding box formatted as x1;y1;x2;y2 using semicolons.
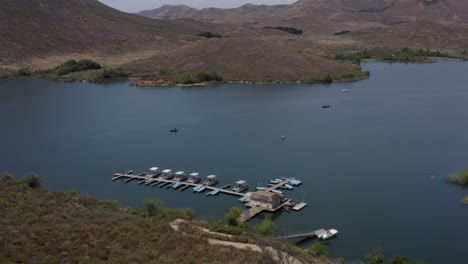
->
140;0;468;51
2;0;467;82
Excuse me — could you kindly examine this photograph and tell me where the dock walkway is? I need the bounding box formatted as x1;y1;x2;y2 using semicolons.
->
113;173;246;197
275;229;326;240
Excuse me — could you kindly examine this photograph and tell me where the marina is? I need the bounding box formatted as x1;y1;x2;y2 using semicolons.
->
113;166;308;222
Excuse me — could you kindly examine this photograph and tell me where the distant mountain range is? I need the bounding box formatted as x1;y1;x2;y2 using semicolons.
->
138;0;468;31
1;0;468;82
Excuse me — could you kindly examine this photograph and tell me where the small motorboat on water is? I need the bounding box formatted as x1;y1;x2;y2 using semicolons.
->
322;105;331;109
318;229;338;240
283;206;291;213
340;89;349;92
170;128;178;133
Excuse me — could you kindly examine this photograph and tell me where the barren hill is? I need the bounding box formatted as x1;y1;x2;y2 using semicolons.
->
138;0;468;52
0;0;228;67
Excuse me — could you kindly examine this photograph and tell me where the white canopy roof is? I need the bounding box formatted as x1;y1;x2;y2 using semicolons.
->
236;180;246;185
149;167;159;171
175;171;185;175
162;169;172;173
207;175;217;179
190;172;200;176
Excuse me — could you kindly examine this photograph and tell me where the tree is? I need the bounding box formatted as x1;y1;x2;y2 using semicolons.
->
224;207;243;227
309;242;327;256
387;256;425;264
1;171;14;183
143;199;158;216
366;248;384;264
256;215;273;235
24;173;41;189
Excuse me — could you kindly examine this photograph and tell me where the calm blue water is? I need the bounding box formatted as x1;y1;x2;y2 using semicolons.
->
1;61;467;263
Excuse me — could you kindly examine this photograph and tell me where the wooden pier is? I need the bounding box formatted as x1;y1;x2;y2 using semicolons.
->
275;229;326;241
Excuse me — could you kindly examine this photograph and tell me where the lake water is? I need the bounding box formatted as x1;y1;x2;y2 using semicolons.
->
1;61;468;263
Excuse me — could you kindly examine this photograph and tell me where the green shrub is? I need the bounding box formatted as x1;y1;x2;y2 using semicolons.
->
334;51;371;63
197;32;222;38
158;68;172;78
143;199;159;216
181;71;223;84
93;68;130;82
309;243;327;256
53;59;101;76
102;200;119;208
387;255;425;264
340;73;355;79
255;215;273;235
463;197;468;205
224;207;243;227
401;47;449;58
366;248;384;264
17;68;32;76
447;170;468;186
23;173;41;189
1;171;13;181
303;74;332;84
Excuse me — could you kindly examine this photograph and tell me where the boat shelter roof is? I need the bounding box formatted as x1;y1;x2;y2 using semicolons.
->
236;180;246;185
207;175;217;179
190;172;200;176
162;169;172;173
175;171;185;175
149;167;159;171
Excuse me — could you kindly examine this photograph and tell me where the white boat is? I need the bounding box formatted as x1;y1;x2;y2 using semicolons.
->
340;89;349;92
318;229;338;240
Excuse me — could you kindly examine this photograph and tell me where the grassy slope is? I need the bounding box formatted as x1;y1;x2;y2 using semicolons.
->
0;179;336;263
0;180;266;263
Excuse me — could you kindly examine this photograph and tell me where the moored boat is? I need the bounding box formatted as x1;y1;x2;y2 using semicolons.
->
318;229;338;240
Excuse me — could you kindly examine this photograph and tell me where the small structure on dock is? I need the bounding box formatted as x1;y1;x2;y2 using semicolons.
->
187;173;201;183
160;169;174;180
203;175;218;186
149;167;161;177
174;171;187;181
232;180;248;192
249;191;281;209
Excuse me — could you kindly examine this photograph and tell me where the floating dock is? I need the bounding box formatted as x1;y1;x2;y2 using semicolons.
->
113;167;306;222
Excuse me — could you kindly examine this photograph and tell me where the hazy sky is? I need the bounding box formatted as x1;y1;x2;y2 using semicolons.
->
98;0;297;13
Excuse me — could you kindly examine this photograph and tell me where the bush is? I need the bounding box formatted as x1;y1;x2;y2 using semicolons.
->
143;199;159;217
303;74;333;84
93;68;130;82
197;32;222;38
334;51;371;63
17;68;32;76
309;243;327;256
1;171;15;183
181;71;223;84
366;248;384;264
387;256;425;264
401;47;449;58
53;59;101;76
264;27;303;35
255;215;273;235
224;207;243;227
447;170;468;186
102;200;119;208
24;173;41;189
463;197;468;205
340;73;355;79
